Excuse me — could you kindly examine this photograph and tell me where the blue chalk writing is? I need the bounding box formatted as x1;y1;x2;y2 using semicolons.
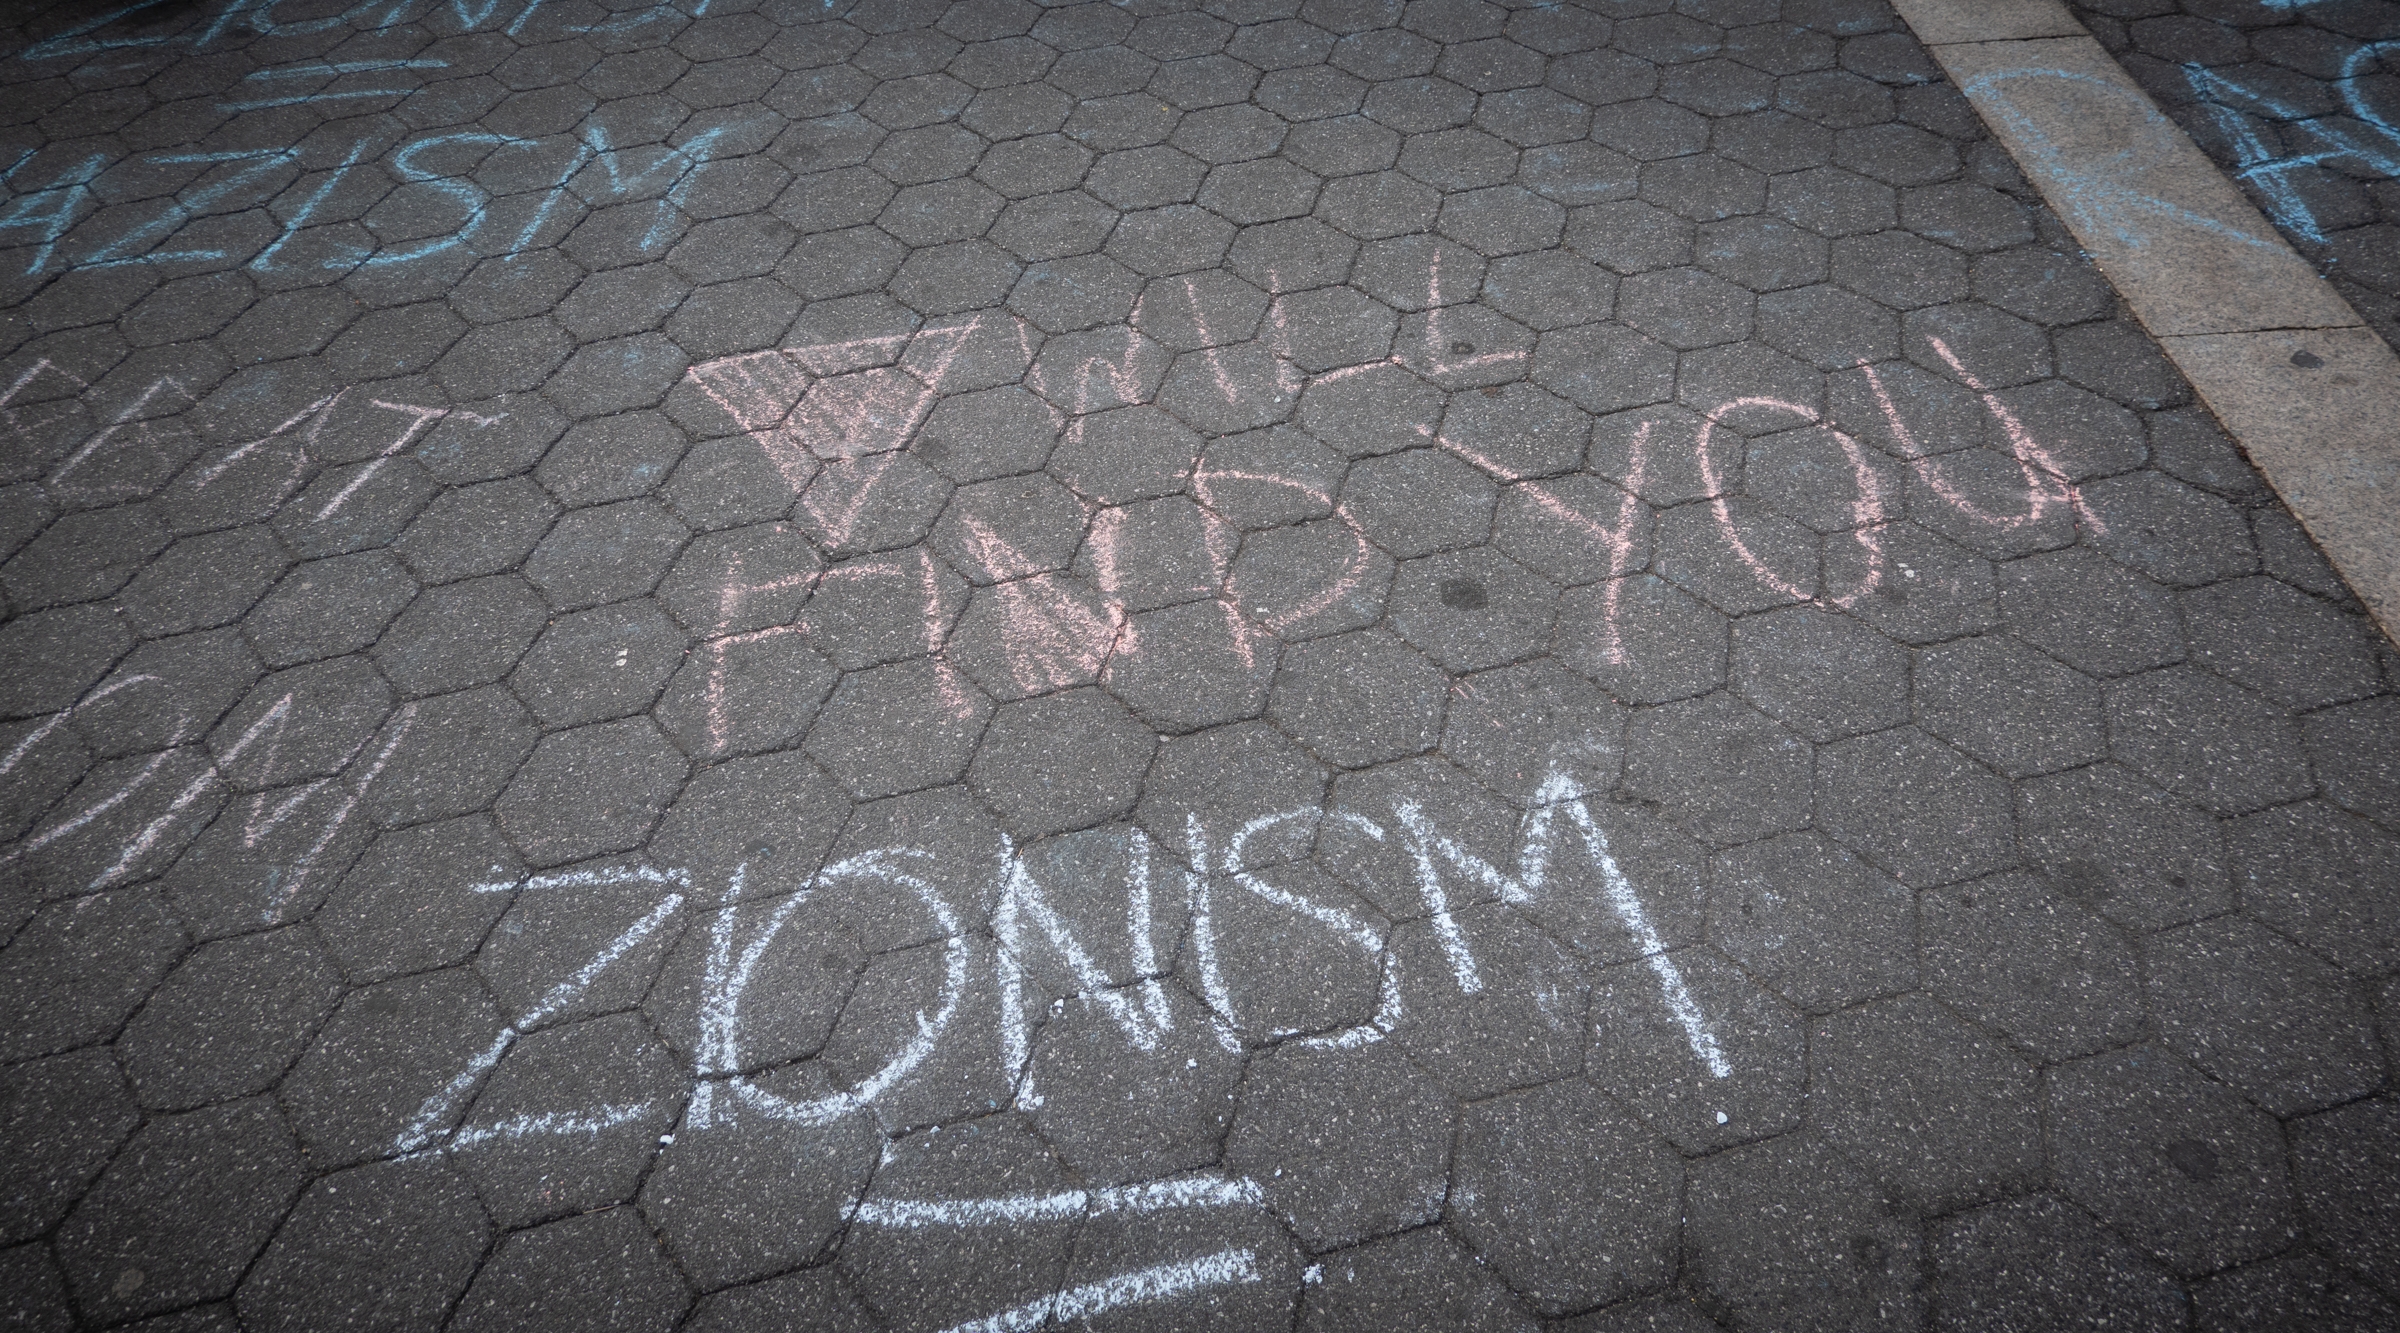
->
2340;41;2400;140
2;0;749;283
12;0;726;64
569;121;738;249
82;147;299;270
2180;44;2400;245
220;56;452;112
503;139;598;256
217;87;423;112
361;132;510;269
252;141;375;272
1962;67;2287;255
566;4;682;33
0;155;110;274
239;0;384;36
19;0;193;61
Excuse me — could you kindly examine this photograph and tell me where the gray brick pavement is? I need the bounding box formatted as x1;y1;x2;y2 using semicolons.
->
0;0;2397;1327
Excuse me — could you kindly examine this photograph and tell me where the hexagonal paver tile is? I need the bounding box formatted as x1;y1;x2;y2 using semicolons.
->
1340;448;1497;556
2228;801;2400;977
2016;762;2230;934
1268;628;1448;768
1025;983;1242;1184
1733;605;1910;742
1923;870;2146;1061
1931;1195;2188;1333
1224;1043;1456;1251
806;660;994;800
1622;692;1812;846
2183;575;2383;711
53;1099;307;1324
1915;634;2105;778
1449;1077;1680;1315
2290;1097;2400;1299
1301;1228;1536;1332
1268;286;1398;372
1818;726;2015;887
1709;830;1917;1014
1590;946;1804;1153
2107;667;2314;817
1557;573;1728;706
1438;381;1590;482
1229;518;1396;641
1385;548;1557;674
2051;1044;2298;1278
1103;598;1278;733
2144;916;2383;1117
1684;1131;1925;1332
1809;993;2042;1212
967;687;1156;838
1297;362;1445;459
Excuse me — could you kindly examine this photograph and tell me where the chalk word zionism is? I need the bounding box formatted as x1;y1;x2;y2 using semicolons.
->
318;770;1723;1330
394;767;1723;1161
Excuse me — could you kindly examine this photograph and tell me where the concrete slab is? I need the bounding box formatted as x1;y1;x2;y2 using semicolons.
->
2158;327;2400;631
1926;36;2357;337
2071;0;2400;355
1895;0;2086;45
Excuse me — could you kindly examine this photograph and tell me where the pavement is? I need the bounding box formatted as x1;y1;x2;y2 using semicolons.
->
1897;0;2400;664
2074;0;2400;349
1;0;2398;1329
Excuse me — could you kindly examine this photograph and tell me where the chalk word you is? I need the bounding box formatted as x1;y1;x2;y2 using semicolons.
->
687;302;2112;675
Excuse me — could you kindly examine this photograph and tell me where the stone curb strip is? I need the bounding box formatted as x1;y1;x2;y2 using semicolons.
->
1893;0;2400;645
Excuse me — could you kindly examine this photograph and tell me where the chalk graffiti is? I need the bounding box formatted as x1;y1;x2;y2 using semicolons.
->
679;310;2106;704
1960;65;2290;256
0;0;764;285
1959;41;2400;256
2179;42;2400;246
2;371;466;908
13;0;705;65
227;768;1720;1330
395;764;1720;1157
0;0;2252;1324
0;284;2111;901
858;1174;1271;1333
0;115;741;279
934;1248;1262;1333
